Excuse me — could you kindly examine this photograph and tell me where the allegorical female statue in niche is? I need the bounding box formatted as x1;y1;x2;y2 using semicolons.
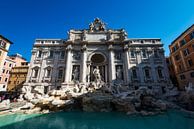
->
116;66;123;80
72;66;79;81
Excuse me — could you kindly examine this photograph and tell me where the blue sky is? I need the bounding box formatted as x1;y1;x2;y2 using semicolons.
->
0;0;194;61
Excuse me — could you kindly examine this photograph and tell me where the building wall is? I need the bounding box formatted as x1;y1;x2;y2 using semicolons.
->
24;40;66;91
169;24;194;90
7;62;29;92
166;57;178;87
0;35;12;75
0;57;15;91
9;53;27;66
0;54;27;91
0;36;13;91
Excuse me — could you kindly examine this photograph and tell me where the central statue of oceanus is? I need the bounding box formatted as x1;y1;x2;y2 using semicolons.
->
93;66;101;82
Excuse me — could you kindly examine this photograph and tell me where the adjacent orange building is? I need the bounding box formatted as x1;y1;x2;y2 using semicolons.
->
0;56;15;91
0;54;27;91
169;24;194;90
0;35;13;91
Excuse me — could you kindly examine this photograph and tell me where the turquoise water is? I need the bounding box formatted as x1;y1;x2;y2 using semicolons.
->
0;110;194;129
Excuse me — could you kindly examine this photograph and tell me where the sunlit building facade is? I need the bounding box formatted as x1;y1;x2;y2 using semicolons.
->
24;18;171;94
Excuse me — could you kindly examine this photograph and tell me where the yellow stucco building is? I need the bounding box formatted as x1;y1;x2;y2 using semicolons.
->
7;62;29;92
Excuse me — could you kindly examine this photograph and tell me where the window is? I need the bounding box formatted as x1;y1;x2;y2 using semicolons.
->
190;72;194;78
172;45;179;52
3;85;5;88
0;77;1;81
9;64;12;67
4;62;6;65
2;69;5;73
180;74;186;80
188;59;193;67
38;50;42;58
180;39;186;46
0;51;2;56
175;55;180;61
157;69;164;78
5;78;8;82
144;69;150;78
183;48;190;56
60;51;65;59
130;50;135;58
58;69;63;79
33;69;39;78
152;40;156;43
6;70;9;74
142;50;147;58
0;41;6;48
49;50;54;58
132;69;137;78
190;31;194;40
8;81;11;84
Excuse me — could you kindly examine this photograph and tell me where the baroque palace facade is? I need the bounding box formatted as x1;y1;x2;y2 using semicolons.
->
24;18;171;93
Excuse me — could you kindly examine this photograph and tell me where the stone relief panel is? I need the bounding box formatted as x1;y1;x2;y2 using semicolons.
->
72;51;81;60
114;51;122;61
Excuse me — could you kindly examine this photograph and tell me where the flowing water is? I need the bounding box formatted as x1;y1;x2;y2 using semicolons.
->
0;110;194;129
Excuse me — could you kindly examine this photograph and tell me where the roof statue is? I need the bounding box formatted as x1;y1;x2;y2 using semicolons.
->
89;18;106;31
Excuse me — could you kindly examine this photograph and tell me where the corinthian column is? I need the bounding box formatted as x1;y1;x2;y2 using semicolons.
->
108;44;116;83
124;44;130;84
64;45;72;83
80;44;87;83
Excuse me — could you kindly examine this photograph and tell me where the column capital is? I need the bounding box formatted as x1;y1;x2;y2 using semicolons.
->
81;44;87;52
108;44;114;51
66;45;72;51
123;44;129;51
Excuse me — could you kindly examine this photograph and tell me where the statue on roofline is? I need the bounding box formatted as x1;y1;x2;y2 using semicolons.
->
89;18;106;31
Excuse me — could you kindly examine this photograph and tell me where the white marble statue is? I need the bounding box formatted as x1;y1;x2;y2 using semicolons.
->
72;66;79;81
93;66;101;82
116;66;123;80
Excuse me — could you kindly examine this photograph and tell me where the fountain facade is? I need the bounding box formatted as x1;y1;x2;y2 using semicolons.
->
23;18;171;95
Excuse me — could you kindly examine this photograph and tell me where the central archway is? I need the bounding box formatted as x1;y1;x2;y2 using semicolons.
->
89;53;107;82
